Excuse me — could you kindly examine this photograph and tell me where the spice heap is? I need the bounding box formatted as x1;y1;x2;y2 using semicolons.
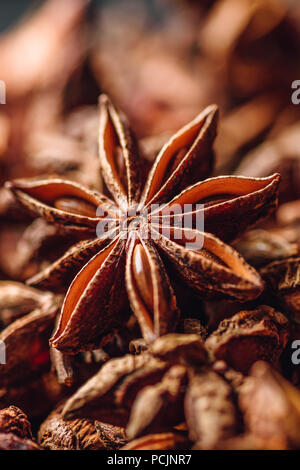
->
0;0;300;451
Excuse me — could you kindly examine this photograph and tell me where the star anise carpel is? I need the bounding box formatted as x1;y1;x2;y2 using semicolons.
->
6;94;280;353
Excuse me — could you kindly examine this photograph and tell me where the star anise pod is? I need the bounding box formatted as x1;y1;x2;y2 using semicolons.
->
0;406;40;450
0;406;33;440
38;401;106;450
61;333;239;448
239;361;300;449
60;319;291;449
7;95;280;353
0;281;61;387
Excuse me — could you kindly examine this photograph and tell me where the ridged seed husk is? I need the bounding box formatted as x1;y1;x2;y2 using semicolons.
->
99;94;142;210
261;257;300;323
141;104;218;207
50;237;127;353
126;365;188;439
178;318;208;339
27;233;116;291
5;178;112;234
62;353;148;423
114;358;170;409
153;174;280;243
205;306;289;373
150;333;207;365
0;406;32;439
153;227;264;301
95;421;127;450
0;294;60;387
239;361;300;449
0;281;54;327
38;402;104;450
184;370;238;449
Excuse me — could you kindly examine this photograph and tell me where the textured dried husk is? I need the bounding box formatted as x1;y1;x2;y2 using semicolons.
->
205;305;289;373
0;281;54;327
62;335;206;436
239;361;300;449
27;236;113;291
0;294;60;386
0;406;32;439
184;369;238;449
126;364;187;439
114;358;170;409
150;333;207;365
0;405;38;450
95;421;127;450
153;228;264;301
38;402;104;450
261;257;300;293
261;257;300;323
51;237;128;352
140;104;218;206
62;353;148;423
6;178;104;234
155;173;280;243
99;94;142;209
178;317;208;339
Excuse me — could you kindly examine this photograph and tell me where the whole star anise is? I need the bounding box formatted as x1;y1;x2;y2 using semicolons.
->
6;95;280;353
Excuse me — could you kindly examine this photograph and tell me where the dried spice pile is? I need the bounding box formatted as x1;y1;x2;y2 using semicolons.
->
0;0;300;451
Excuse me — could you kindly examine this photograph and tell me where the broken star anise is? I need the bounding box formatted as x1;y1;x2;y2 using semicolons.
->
61;333;239;448
6;95;280;353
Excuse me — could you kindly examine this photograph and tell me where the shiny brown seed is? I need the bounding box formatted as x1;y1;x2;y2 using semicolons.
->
54;197;96;218
132;243;154;314
114;146;128;193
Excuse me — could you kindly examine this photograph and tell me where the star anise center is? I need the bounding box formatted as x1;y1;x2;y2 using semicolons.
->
119;207;147;234
5;95;280;353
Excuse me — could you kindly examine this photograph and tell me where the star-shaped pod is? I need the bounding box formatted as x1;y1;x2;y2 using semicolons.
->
7;95;280;352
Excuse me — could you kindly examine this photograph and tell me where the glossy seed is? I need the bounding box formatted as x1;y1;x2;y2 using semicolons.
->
54;197;96;217
132;244;154;314
114;146;128;193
